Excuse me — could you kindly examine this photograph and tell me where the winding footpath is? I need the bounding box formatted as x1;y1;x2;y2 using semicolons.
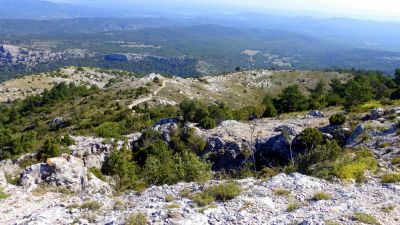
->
128;79;171;109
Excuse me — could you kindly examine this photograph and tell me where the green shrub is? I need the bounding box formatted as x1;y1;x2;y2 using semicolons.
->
234;105;265;121
262;95;278;118
381;173;400;183
165;195;174;202
5;173;19;185
334;148;377;182
192;182;241;207
329;114;346;126
0;187;10;200
353;212;380;225
37;137;62;161
61;135;75;146
312;192;331;201
80;201;102;211
126;212;147;225
95;122;122;138
258;167;278;179
102;147;139;191
391;157;400;165
191;191;215;207
89;167;105;181
205;182;242;201
287;202;299;212
199;117;217;129
273;189;291;196
297;144;377;182
381;205;395;213
298;128;324;150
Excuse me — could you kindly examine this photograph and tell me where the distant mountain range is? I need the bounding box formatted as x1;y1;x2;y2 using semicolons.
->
0;0;127;18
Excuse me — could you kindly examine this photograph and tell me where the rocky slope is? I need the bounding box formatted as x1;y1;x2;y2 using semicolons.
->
1;168;399;225
0;45;88;66
1;107;400;225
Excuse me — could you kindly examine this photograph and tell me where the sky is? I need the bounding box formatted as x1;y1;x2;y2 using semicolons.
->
50;0;400;21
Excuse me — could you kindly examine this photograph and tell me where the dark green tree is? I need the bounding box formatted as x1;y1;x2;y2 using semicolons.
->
395;68;400;85
276;85;309;113
262;95;277;117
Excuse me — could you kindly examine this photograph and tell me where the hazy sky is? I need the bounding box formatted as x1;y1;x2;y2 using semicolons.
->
51;0;400;21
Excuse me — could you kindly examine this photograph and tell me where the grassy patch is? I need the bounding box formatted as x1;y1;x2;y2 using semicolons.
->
126;212;147;225
5;173;20;185
165;203;180;209
286;202;299;212
33;184;73;196
191;191;215;207
312;192;331;201
191;182;242;207
205;182;242;201
325;221;341;225
164;195;174;202
89;167;105;181
273;189;291;197
334;148;378;182
381;205;395;213
391;157;400;165
0;188;10;200
381;173;400;183
353;212;380;225
80;201;102;211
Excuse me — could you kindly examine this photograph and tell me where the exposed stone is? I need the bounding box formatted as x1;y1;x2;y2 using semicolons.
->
371;108;385;120
307;110;325;118
347;124;364;146
274;125;298;136
20;154;87;192
151;117;180;142
0;170;7;187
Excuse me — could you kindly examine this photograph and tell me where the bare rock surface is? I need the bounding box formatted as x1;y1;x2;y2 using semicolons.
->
1;173;399;225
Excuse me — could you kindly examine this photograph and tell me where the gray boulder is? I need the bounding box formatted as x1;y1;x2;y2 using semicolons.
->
274;125;297;136
346;124;364;146
20;154;87;192
255;133;293;165
307;110;325;118
320;125;351;145
151;117;180;143
371;108;385;120
203;137;249;171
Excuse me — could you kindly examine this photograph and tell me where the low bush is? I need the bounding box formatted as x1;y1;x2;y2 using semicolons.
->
297;143;377;182
287;202;299;212
329;114;346;126
312;192;331;201
199;117;217;129
191;182;241;207
353;212;380;225
273;189;291;197
380;173;400;183
191;191;215;207
298;128;324;150
205;182;242;202
89;167;105;181
126;212;147;225
80;201;102;211
391;157;400;165
0;187;10;200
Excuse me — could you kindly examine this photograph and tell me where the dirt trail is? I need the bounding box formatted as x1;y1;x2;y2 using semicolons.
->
128;79;171;109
